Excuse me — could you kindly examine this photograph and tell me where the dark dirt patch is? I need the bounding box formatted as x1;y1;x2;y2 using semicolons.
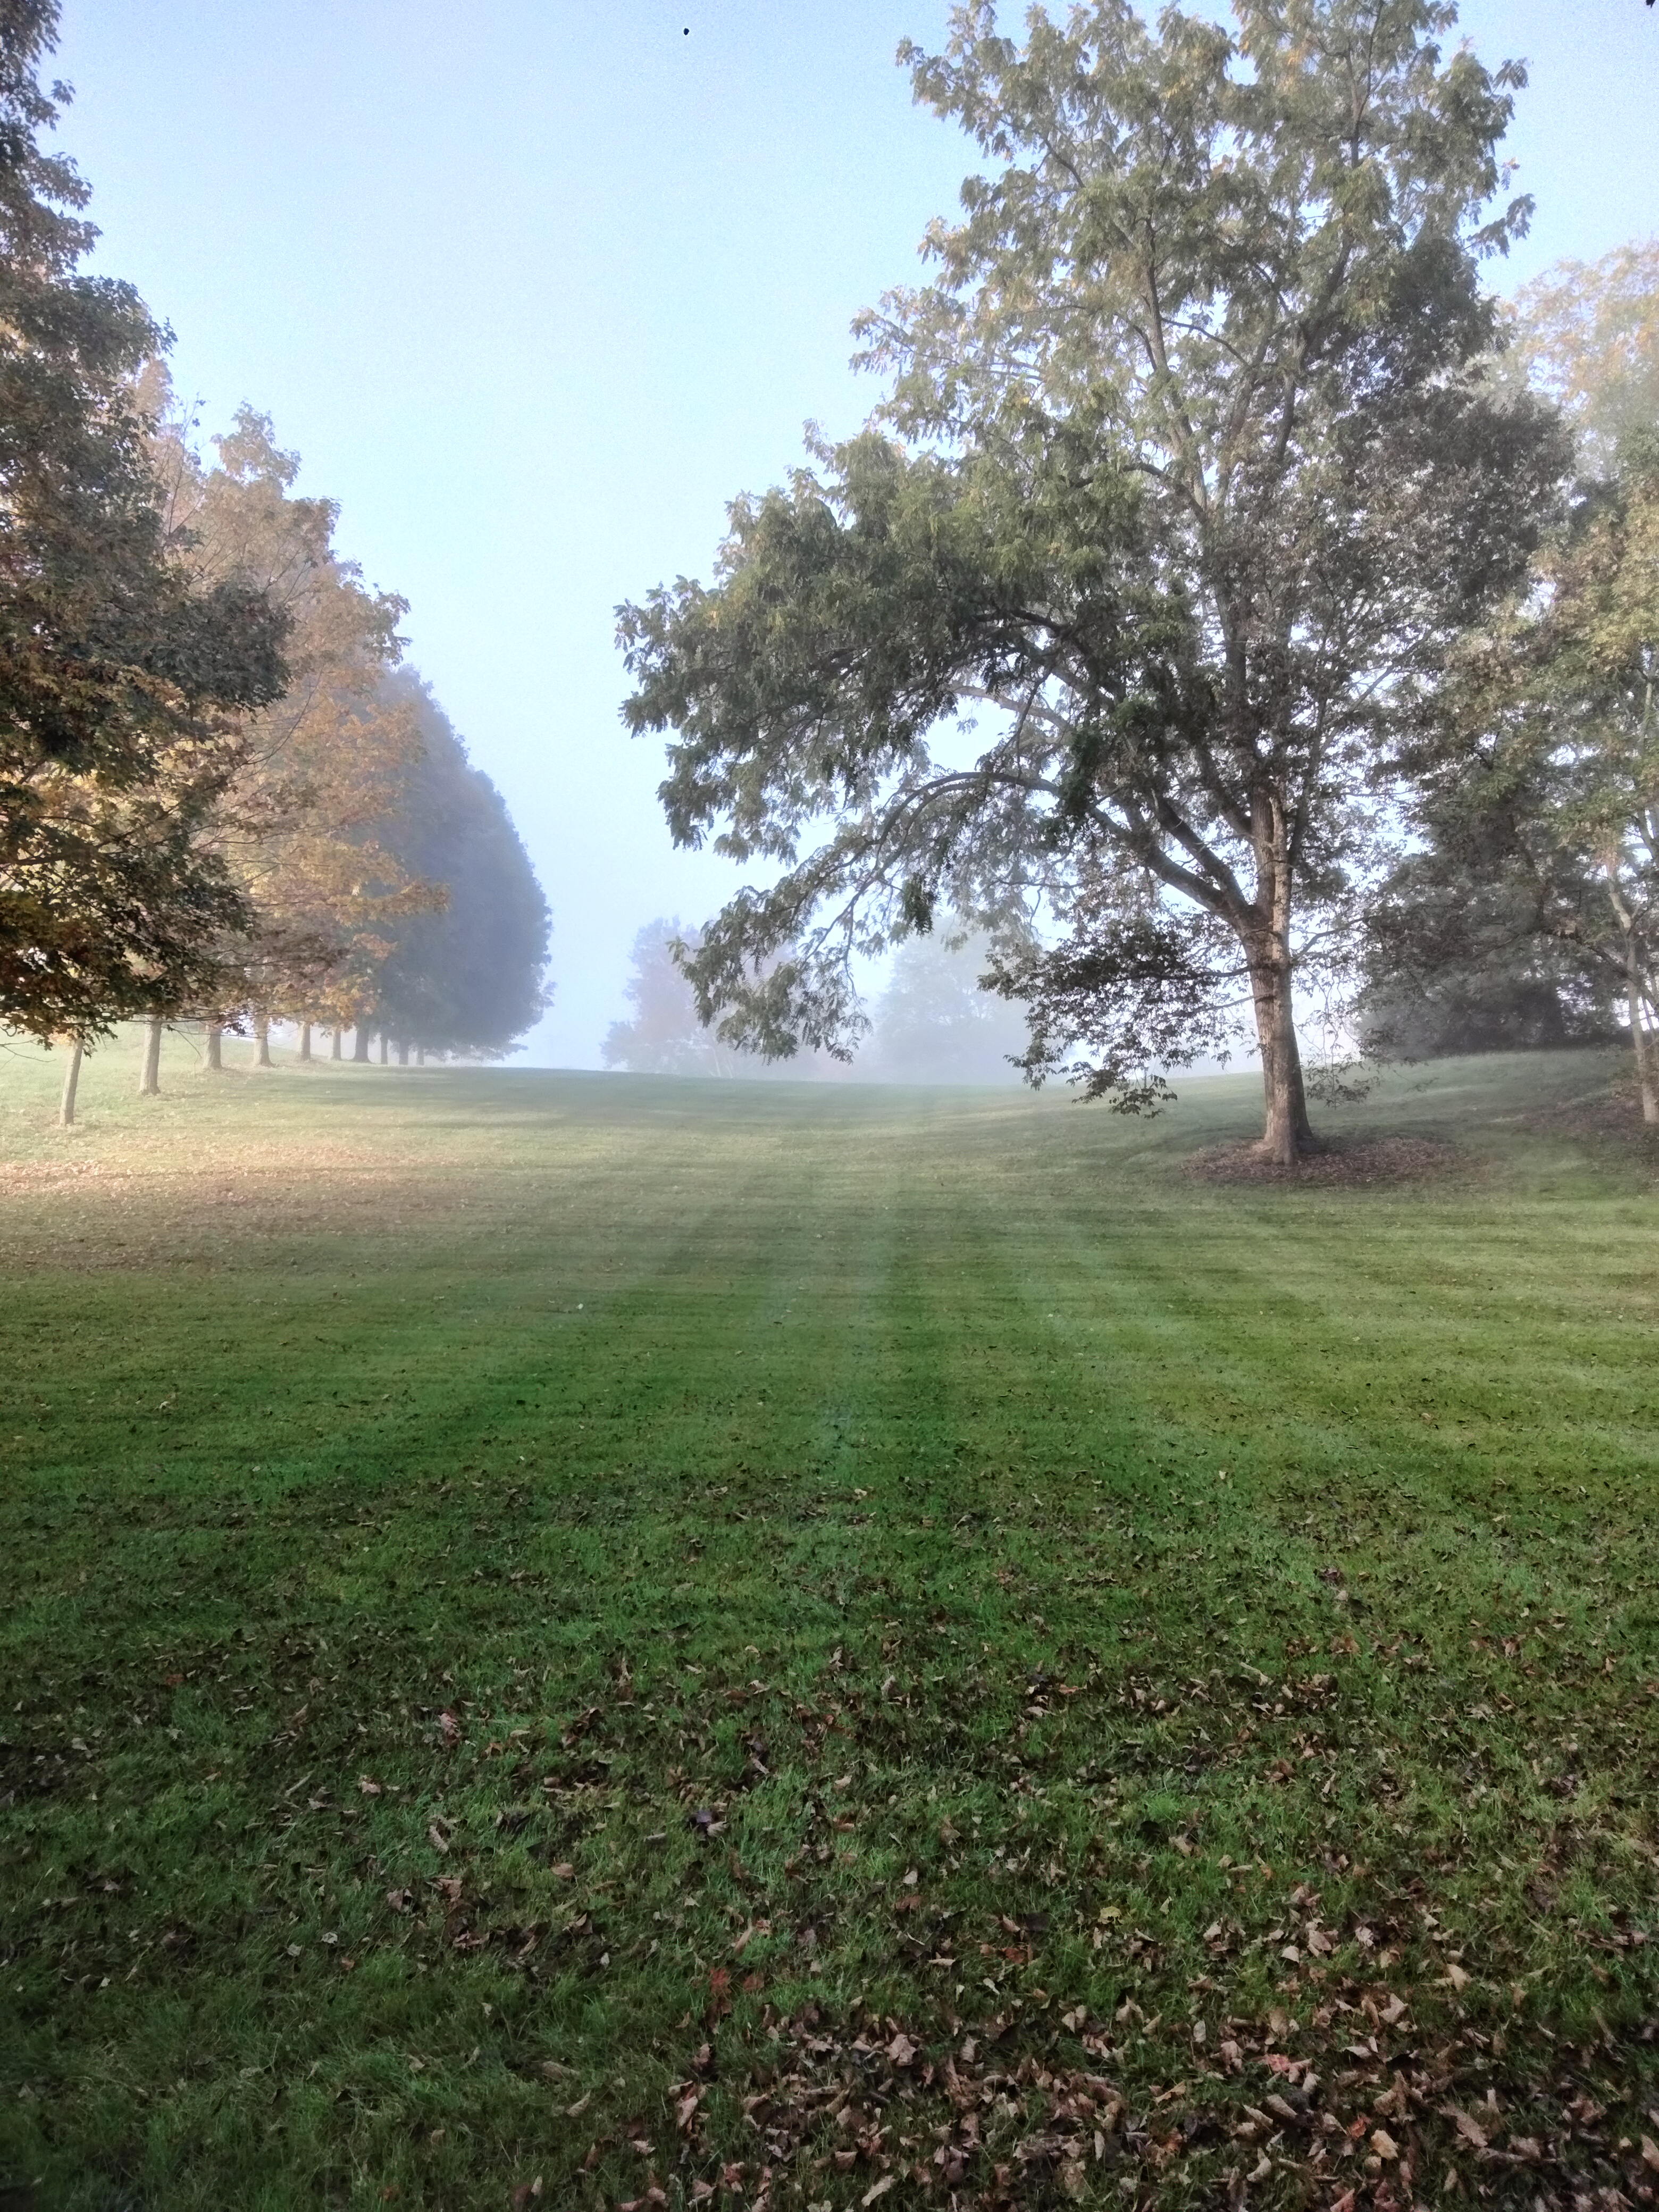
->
1183;1135;1463;1187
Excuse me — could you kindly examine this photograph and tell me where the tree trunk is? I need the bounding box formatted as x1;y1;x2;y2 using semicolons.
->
378;1032;389;1066
139;1016;162;1096
416;1046;425;1067
353;1027;370;1063
254;1015;272;1069
60;1037;83;1126
1628;971;1658;1125
298;1021;312;1063
1247;943;1318;1164
331;1025;343;1061
397;1040;409;1067
206;1021;223;1071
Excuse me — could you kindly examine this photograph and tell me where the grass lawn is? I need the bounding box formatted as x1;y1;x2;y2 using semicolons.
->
2;1031;1657;2210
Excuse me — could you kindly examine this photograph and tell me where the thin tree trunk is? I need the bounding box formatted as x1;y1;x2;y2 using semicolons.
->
378;1032;389;1066
416;1046;425;1067
1628;969;1658;1125
139;1016;162;1096
206;1021;223;1071
331;1025;343;1061
298;1021;312;1063
1247;942;1317;1164
60;1037;83;1126
254;1015;272;1069
353;1027;370;1063
397;1040;409;1067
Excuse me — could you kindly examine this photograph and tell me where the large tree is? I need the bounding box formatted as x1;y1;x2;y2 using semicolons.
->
621;0;1564;1161
0;1;287;1044
363;672;551;1059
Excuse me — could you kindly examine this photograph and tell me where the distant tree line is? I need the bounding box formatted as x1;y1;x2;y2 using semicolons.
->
0;2;549;1122
604;917;1029;1085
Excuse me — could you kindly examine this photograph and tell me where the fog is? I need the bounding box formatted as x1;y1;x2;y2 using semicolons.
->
53;0;1658;1065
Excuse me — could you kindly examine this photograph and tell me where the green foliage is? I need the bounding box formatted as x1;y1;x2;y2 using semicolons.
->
1368;289;1659;1093
621;0;1565;1158
0;3;288;1043
2;1045;1658;2206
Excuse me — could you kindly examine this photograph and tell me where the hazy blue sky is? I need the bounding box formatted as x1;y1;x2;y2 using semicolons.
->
50;1;1659;1065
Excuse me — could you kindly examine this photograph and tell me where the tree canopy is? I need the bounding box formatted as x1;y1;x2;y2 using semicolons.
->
622;0;1565;1161
0;1;288;1042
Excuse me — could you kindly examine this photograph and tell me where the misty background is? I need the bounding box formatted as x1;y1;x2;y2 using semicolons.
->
50;0;1659;1069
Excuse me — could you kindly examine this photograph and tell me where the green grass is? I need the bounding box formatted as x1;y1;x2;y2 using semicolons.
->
2;1030;1657;2210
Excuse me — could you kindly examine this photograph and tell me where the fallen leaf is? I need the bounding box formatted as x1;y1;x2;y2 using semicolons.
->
1445;2108;1487;2151
861;2179;897;2208
358;1776;382;1797
886;2032;917;2067
550;1862;575;1880
1370;2129;1400;2161
428;1822;450;1855
1443;1961;1471;1992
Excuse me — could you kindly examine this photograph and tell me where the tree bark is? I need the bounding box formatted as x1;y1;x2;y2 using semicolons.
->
1246;942;1318;1164
331;1025;343;1061
378;1032;389;1066
206;1021;223;1071
60;1037;83;1126
353;1027;370;1063
1628;970;1658;1125
254;1015;272;1069
298;1021;312;1063
138;1016;162;1096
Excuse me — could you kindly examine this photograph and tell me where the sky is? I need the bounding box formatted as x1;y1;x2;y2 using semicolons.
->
49;0;1659;1067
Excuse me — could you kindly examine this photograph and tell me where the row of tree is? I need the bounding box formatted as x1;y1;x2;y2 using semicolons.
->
0;1;549;1117
604;918;1029;1084
617;0;1658;1157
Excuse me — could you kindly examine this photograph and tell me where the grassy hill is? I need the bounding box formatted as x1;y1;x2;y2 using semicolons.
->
2;1034;1656;2208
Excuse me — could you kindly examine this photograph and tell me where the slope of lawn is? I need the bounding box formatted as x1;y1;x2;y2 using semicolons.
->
2;1030;1657;2210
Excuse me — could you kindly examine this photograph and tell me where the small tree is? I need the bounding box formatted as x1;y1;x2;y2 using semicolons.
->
867;922;1028;1083
602;920;738;1076
621;0;1564;1161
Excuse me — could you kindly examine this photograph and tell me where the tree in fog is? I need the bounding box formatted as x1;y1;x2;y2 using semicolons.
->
0;2;287;1047
603;919;737;1075
621;0;1565;1162
1365;244;1659;1115
364;672;550;1059
867;924;1027;1083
